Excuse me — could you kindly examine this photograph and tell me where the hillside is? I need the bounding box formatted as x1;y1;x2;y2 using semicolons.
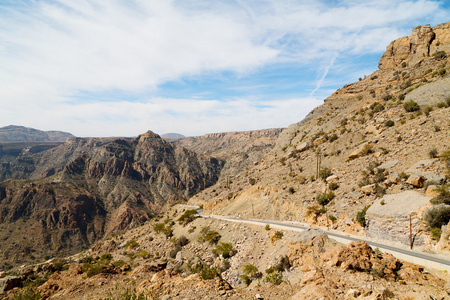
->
0;125;74;142
190;22;450;251
2;205;448;299
170;128;283;178
0;131;222;269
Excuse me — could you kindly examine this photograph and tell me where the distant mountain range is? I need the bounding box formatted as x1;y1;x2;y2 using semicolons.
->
0;125;75;142
161;132;185;139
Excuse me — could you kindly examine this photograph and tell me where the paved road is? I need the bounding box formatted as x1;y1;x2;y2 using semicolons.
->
196;211;450;271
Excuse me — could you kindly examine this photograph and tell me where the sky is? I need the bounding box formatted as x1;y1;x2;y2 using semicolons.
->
0;0;449;137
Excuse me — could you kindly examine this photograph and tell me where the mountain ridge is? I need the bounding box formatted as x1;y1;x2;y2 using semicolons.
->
0;125;75;142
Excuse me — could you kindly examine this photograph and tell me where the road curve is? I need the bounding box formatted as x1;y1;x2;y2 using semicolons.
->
197;212;450;271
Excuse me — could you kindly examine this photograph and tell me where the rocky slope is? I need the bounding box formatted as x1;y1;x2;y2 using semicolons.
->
169;129;283;178
0;131;222;269
0;125;74;142
190;22;450;252
2;205;449;299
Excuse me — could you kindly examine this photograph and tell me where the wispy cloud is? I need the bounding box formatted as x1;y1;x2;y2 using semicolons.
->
0;0;447;136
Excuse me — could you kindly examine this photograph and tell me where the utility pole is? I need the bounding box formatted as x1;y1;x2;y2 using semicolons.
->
252;200;255;217
409;214;413;249
316;152;321;180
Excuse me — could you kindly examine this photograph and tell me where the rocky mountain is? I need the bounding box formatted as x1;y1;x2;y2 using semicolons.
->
0;131;222;268
191;22;450;251
0;125;74;142
170;129;283;178
161;133;185;139
0;137;119;181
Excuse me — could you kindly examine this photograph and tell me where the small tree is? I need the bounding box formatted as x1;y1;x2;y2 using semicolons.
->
404;100;420;112
356;205;370;227
319;168;332;181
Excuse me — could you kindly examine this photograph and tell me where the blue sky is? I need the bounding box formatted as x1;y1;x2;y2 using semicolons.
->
0;0;449;137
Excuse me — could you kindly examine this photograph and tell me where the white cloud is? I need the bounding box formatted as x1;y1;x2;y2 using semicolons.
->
0;0;446;136
18;96;321;137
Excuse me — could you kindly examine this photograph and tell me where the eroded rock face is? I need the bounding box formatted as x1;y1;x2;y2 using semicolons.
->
379;22;450;69
365;191;431;246
0;131;223;268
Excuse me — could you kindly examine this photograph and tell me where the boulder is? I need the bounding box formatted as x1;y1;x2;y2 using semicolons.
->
321;241;373;271
365;125;383;135
377;160;399;170
405;159;437;175
426;185;440;197
296;142;308;152
325;175;339;183
366;191;431;246
361;184;376;194
348;142;373;160
406;175;425;188
313;137;326;146
0;276;21;293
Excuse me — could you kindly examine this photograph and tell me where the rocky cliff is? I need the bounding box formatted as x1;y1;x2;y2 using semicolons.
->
379;22;450;69
0;131;222;268
170;129;283;178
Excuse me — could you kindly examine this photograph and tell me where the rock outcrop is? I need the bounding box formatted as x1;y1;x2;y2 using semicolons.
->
379;22;450;69
0;131;222;268
365;191;431;246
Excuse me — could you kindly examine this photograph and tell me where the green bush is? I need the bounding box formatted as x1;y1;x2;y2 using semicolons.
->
243;264;260;278
153;223;165;233
319;168;332;181
384;120;395;127
198;226;221;245
124;240;139;249
429;148;439;158
178;209;198;225
371;103;385;113
424;105;433;116
274;255;291;272
437;102;446;108
265;224;270;231
430;185;450;205
212;242;235;258
240;274;251;286
356;206;370;227
271;231;284;244
423;205;450;228
174;235;190;248
434;51;447;60
12;287;41;300
328;182;339;190
316;191;335;206
201;265;218;280
430;227;442;240
329;133;338;142
264;272;283;285
404;100;420;112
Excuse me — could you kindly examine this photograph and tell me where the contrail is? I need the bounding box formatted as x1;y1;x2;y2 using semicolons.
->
310;52;338;97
